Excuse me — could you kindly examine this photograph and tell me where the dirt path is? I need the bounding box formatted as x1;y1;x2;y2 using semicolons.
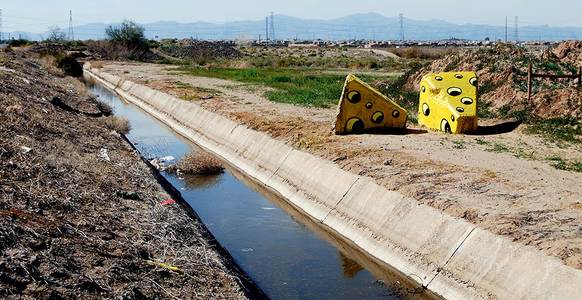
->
356;48;401;59
0;52;251;298
101;61;582;269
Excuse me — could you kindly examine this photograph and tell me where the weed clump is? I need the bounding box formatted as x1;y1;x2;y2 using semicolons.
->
56;55;83;77
103;116;131;134
95;100;113;116
176;151;224;175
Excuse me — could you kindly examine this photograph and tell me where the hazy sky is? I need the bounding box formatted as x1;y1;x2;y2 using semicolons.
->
3;0;582;32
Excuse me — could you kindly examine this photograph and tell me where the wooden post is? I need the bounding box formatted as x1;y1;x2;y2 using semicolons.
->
578;67;581;88
527;63;532;101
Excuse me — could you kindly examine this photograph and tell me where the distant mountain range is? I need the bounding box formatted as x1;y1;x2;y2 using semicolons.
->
6;13;582;42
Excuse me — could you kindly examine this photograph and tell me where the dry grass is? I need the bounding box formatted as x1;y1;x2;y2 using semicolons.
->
178;151;224;175
96;100;113;116
91;61;105;69
102;116;131;134
64;76;92;98
37;55;64;77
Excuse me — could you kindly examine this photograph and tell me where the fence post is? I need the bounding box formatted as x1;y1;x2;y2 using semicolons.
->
527;63;532;101
578;67;581;88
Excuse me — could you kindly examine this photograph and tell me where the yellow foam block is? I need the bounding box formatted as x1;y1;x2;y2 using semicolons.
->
418;71;478;134
335;74;407;135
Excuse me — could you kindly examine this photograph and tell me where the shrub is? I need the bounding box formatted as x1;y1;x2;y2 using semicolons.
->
103;116;131;134
95;100;113;116
56;55;83;77
87;20;151;61
177;151;224;175
8;39;31;47
46;26;67;43
106;20;148;51
37;55;64;76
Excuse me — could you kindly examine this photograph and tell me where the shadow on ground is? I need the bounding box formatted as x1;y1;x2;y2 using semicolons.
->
468;120;522;135
342;128;429;136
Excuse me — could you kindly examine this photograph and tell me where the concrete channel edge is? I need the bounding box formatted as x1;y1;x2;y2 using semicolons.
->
84;65;582;300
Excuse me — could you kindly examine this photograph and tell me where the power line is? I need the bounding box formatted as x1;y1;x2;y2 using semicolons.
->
68;10;74;41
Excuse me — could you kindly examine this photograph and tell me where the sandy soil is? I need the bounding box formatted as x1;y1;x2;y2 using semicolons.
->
0;51;251;298
100;61;582;269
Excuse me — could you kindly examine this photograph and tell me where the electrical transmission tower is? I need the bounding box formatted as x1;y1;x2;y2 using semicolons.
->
68;10;74;41
269;12;275;42
399;13;405;41
505;16;508;42
514;16;519;43
0;9;3;42
265;16;269;43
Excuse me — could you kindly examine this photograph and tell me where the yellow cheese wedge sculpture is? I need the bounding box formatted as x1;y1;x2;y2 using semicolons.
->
335;74;407;135
418;71;478;134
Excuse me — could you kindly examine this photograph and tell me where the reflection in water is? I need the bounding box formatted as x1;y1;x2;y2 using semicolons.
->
182;173;222;189
340;251;364;278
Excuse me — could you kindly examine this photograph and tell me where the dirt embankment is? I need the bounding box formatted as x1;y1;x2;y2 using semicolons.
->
0;50;250;298
405;42;582;119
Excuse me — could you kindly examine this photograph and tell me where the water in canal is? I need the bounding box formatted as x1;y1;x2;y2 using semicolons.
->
88;83;427;300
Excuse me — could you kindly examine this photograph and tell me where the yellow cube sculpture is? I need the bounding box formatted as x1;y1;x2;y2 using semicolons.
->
418;72;478;134
335;74;407;135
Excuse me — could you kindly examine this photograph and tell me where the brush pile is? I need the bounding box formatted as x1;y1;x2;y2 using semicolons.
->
159;39;242;64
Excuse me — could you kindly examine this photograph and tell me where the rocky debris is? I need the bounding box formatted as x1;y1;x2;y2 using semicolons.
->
404;43;582;119
553;40;582;68
0;49;249;299
150;156;176;171
159;39;242;63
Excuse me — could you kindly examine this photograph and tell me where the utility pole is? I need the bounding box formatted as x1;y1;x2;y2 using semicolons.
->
505;16;508;42
399;13;405;41
0;9;3;42
514;16;519;43
269;12;275;42
68;10;74;41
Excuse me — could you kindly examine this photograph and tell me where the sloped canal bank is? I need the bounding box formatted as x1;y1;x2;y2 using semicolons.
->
88;82;431;300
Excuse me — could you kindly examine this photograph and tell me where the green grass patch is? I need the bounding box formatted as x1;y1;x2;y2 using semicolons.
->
487;142;510;153
525;117;581;145
513;148;536;160
546;156;582;172
174;66;392;107
474;138;489;145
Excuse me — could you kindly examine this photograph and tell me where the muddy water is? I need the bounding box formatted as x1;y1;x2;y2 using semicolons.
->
88;83;430;300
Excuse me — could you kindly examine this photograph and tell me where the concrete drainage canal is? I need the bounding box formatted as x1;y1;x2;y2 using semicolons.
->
88;82;434;300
